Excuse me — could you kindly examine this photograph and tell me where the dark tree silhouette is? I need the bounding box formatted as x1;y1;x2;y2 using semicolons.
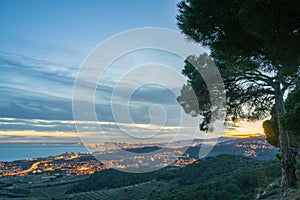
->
177;0;300;190
264;80;300;150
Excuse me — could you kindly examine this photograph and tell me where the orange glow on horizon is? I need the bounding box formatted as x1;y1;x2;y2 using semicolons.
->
0;130;79;143
0;119;267;143
224;132;264;138
223;120;265;138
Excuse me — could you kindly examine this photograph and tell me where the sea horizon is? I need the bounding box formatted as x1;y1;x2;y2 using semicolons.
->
0;143;96;162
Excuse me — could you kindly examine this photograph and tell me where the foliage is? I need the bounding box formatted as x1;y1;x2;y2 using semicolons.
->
282;80;300;148
176;0;300;130
177;0;300;71
152;155;280;200
68;169;155;193
176;0;300;189
264;80;300;149
263;107;280;147
68;155;281;200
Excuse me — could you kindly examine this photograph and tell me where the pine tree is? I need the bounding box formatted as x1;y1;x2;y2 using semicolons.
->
177;0;300;189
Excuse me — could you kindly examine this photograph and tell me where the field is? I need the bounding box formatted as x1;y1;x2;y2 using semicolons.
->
62;180;175;200
1;154;296;200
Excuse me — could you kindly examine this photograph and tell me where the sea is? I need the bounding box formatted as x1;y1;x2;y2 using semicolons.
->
0;143;96;162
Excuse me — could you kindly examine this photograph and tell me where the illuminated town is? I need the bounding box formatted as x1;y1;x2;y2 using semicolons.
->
0;148;196;178
0;153;105;178
0;136;276;179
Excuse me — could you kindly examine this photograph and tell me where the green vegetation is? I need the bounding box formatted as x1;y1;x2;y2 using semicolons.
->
263;107;280;148
153;155;281;200
68;169;155;193
68;155;281;199
154;162;280;200
282;81;300;149
64;180;171;200
125;146;161;153
264;81;300;149
176;0;300;189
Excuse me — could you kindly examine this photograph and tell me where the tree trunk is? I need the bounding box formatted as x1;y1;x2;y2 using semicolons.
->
274;82;297;191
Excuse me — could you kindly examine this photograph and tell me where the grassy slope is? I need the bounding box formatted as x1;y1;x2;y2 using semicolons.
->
67;155;281;200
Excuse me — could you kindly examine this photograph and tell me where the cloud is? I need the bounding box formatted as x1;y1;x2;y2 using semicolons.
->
0;51;78;78
0;51;75;100
223;120;264;137
0;50;187;123
0;49;203;143
0;117;202;143
0;130;80;143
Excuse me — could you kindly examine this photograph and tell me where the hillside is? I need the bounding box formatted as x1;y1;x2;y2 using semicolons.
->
65;155;281;200
186;136;277;160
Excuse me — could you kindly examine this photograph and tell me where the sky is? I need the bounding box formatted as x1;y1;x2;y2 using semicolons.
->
0;0;263;143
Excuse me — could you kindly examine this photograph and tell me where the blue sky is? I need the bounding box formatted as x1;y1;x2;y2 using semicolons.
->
0;0;263;143
0;0;179;64
0;0;202;143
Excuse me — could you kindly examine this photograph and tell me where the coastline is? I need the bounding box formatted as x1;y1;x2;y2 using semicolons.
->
0;143;96;162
